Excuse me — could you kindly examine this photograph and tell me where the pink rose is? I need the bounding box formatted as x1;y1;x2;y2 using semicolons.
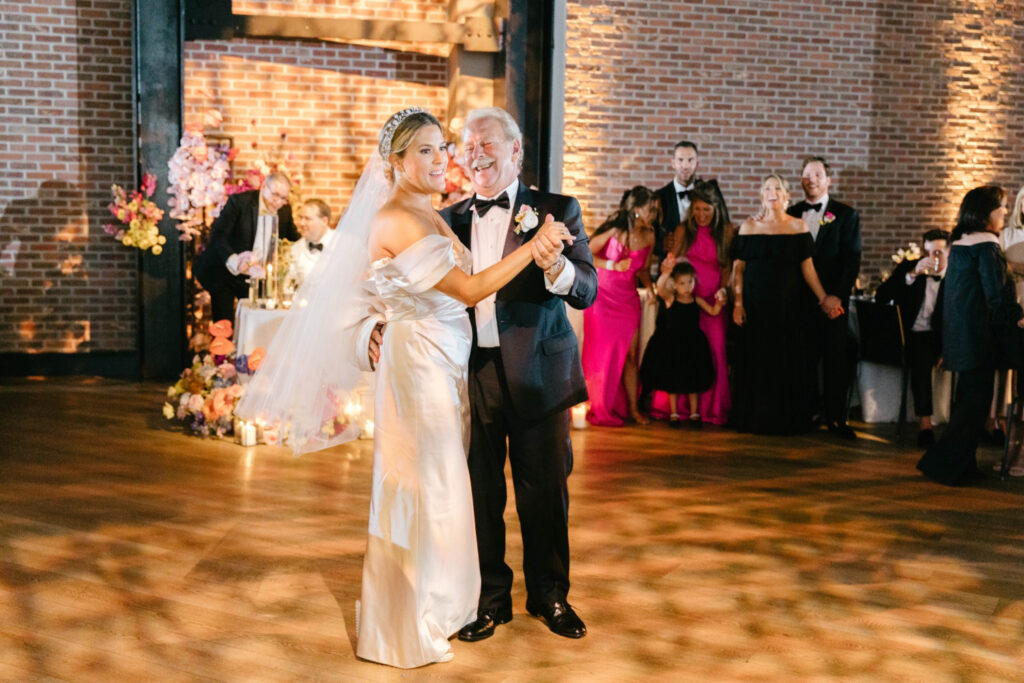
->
217;362;237;380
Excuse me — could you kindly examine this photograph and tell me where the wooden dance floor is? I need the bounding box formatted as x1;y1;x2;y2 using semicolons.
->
2;379;1023;681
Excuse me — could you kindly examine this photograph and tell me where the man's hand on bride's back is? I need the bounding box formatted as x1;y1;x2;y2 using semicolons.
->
368;321;385;370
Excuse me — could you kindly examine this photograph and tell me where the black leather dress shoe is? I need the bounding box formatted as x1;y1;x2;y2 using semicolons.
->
457;607;512;642
828;422;857;440
525;600;586;638
917;428;936;448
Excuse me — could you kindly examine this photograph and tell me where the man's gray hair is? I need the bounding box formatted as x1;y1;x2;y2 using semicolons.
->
265;172;291;188
464;107;522;145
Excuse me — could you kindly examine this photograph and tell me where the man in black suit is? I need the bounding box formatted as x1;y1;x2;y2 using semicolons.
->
435;107;598;642
874;230;950;447
194;173;300;322
787;156;862;439
654;140;700;269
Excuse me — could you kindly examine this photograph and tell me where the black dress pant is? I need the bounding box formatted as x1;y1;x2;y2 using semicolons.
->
917;366;992;485
814;310;855;425
907;330;939;417
201;270;249;325
467;347;572;611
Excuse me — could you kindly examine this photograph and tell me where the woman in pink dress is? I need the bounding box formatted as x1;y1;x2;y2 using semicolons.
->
669;181;734;425
583;186;656;425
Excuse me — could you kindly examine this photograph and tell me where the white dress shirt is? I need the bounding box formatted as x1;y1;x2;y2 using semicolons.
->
801;192;829;242
673;178;694;222
290;228;334;286
470;179;575;347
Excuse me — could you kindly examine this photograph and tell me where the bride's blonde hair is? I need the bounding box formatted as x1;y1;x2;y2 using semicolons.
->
378;108;443;182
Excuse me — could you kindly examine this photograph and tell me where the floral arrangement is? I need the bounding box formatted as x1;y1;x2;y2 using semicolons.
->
167;128;235;242
103;173;167;254
891;241;923;264
163;319;266;437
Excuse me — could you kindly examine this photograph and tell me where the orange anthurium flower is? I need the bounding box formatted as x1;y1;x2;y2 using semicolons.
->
208;319;233;339
210;337;234;356
247;347;266;371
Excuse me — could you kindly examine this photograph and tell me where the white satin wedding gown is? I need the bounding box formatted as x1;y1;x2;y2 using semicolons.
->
356;234;480;668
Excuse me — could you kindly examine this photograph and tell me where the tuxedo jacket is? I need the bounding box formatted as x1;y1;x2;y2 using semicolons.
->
874;258;944;352
654;180;693;257
440;183;598;421
194;190;300;287
787;197;861;301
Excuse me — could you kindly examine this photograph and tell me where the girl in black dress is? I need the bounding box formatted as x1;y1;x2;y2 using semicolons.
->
640;260;724;427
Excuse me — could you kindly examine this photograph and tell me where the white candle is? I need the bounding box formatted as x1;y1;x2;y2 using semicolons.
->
571;403;588;429
240;422;257;446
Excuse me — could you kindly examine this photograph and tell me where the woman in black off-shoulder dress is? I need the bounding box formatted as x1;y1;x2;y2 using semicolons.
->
730;174;837;434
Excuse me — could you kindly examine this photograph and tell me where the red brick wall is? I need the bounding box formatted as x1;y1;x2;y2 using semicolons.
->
184;1;450;220
183;38;449;220
0;0;136;353
563;0;1024;286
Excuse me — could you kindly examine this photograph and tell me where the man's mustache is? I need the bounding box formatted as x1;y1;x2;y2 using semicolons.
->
471;155;496;171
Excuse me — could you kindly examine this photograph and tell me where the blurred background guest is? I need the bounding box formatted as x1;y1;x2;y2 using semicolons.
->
583;186;656;425
194;173;299;322
917;185;1022;486
290;198;333;287
668;180;733;425
874;229;950;447
730;174;835;435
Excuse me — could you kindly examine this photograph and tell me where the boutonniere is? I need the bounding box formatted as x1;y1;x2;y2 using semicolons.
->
820;211;836;226
514;205;539;235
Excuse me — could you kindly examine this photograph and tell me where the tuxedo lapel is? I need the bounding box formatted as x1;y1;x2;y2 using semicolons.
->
449;198;474;248
503;183;534;257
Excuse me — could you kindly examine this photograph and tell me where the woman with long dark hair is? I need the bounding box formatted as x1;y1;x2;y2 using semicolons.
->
917;185;1022;486
668;180;734;425
582;186;657;425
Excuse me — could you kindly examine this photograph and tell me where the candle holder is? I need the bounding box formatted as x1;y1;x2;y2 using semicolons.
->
571;403;588;429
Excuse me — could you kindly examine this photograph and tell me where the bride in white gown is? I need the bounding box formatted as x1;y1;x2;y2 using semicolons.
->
236;108;570;668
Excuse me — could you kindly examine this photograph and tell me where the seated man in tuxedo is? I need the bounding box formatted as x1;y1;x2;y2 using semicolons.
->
874;229;950;447
194;173;300;322
290;198;334;287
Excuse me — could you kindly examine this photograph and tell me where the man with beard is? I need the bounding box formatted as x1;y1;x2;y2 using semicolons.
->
654;140;700;266
787;156;862;440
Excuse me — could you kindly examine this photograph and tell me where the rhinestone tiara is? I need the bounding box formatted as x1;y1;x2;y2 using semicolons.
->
378;107;427;161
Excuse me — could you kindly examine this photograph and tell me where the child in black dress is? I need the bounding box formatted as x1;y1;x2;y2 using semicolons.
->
640;260;723;427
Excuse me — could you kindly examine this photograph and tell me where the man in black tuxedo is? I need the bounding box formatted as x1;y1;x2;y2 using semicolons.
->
654;140;700;268
874;229;950;447
435;107;597;641
194;173;300;322
787;156;862;439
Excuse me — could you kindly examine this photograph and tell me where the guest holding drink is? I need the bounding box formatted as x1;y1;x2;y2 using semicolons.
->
730;174;837;434
583;186;656;425
668;180;733;425
918;185;1024;486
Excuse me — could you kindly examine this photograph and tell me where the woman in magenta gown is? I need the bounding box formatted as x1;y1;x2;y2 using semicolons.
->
583;186;656;425
668;181;734;425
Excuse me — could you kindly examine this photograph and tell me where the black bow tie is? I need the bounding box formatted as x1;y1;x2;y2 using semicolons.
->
307;241;323;253
473;192;510;217
806;202;823;212
677;189;692;200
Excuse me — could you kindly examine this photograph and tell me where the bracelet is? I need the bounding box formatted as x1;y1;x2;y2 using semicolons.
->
605;259;615;270
546;254;566;275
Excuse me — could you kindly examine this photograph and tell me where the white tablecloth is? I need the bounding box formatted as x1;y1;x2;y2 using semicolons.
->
234;300;289;357
855;363;950;424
